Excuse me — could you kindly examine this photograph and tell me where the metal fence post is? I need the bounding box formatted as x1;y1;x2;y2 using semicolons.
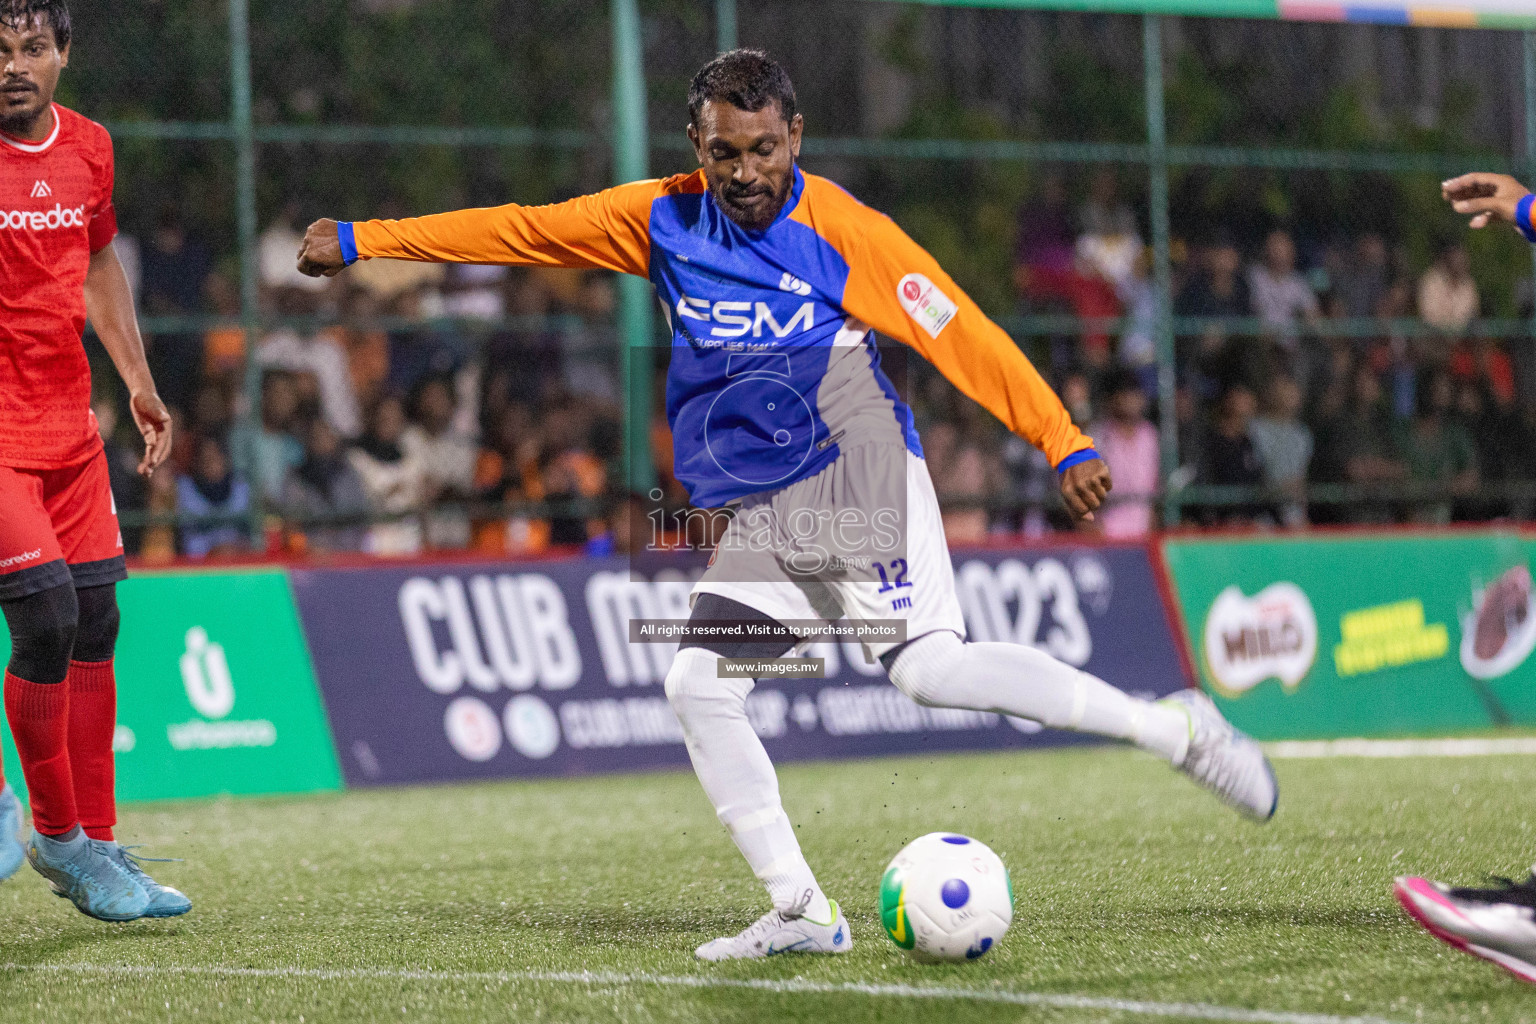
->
230;0;263;545
717;0;739;53
1143;14;1179;525
612;0;656;494
1525;32;1536;363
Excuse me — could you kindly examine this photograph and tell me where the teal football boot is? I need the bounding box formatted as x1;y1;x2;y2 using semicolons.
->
0;785;24;881
27;830;148;921
90;840;191;918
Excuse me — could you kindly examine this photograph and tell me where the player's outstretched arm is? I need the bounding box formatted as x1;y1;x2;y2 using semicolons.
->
84;243;171;477
834;206;1109;522
297;181;665;279
1443;173;1535;234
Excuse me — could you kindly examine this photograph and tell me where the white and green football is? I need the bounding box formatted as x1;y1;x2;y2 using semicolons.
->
879;831;1013;961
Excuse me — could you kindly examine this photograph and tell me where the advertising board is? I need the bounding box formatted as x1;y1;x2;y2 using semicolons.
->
292;545;1187;786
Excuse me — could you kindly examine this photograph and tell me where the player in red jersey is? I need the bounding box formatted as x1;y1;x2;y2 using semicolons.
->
0;0;188;920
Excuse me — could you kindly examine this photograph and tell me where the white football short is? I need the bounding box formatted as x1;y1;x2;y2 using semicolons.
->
692;443;966;661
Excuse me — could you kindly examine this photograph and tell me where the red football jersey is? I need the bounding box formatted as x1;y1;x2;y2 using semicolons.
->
0;103;118;469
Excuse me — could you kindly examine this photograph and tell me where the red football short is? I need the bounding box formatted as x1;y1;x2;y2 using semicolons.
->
0;450;126;600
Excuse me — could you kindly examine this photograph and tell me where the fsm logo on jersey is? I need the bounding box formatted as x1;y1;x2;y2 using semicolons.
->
292;546;1187;788
674;294;816;339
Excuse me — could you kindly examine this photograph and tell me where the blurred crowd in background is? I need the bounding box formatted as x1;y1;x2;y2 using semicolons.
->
94;203;627;561
88;165;1536;561
1003;167;1531;539
60;2;1536;560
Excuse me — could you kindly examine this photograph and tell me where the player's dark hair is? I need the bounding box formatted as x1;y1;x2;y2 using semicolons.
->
0;0;70;48
688;48;796;127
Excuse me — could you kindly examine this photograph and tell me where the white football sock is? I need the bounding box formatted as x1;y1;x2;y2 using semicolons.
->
664;647;834;923
886;631;1190;763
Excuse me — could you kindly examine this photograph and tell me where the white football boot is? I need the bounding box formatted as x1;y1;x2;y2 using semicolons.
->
1160;689;1278;820
1395;873;1536;984
695;900;852;961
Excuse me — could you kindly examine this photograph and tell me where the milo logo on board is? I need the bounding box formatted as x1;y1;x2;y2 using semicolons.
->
1202;583;1317;696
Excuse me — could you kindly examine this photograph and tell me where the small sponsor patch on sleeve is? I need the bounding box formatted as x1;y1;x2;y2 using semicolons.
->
896;273;958;340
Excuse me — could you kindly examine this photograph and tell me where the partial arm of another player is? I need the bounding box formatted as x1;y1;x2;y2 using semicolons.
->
838;213;1110;522
1442;173;1536;237
297;182;661;279
84;243;171;477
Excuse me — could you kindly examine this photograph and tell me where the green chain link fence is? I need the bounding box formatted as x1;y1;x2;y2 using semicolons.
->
83;0;1536;538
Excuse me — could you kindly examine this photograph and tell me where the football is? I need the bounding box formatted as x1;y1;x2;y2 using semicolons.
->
879;832;1013;961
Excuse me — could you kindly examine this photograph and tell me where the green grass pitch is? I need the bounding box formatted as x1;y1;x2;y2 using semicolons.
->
0;744;1532;1023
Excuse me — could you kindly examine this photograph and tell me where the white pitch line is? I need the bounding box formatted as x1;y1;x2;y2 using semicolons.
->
0;962;1405;1024
1267;737;1536;759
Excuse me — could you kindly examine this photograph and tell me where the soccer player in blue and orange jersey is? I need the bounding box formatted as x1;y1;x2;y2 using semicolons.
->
299;49;1275;959
1394;170;1536;985
0;0;189;922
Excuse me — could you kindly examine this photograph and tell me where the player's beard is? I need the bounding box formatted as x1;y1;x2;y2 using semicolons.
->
0;83;45;137
713;170;795;232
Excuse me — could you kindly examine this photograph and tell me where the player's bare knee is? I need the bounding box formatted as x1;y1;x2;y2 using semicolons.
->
885;630;965;708
1;583;80;685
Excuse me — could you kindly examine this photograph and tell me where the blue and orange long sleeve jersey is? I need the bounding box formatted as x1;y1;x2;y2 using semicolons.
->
346;167;1095;508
